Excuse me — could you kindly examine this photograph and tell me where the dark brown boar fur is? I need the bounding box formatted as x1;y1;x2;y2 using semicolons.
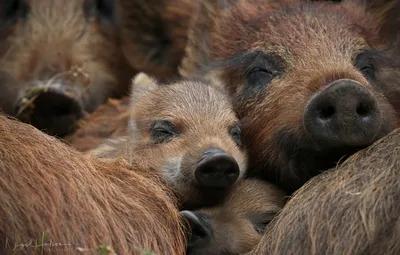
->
246;127;400;255
180;0;400;193
181;179;286;255
118;0;199;82
366;0;400;45
0;0;135;137
64;96;131;152
366;0;400;112
88;73;248;209
0;114;186;255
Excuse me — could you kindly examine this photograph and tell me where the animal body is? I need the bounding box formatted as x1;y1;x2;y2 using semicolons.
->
247;127;400;255
0;114;186;255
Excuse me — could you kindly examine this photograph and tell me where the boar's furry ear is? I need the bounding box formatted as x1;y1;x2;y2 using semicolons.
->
129;72;159;108
179;0;236;77
365;0;400;46
364;0;400;114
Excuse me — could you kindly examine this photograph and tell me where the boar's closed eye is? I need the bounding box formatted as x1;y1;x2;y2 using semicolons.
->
355;50;378;83
150;120;179;144
1;0;28;27
243;51;284;98
229;124;242;148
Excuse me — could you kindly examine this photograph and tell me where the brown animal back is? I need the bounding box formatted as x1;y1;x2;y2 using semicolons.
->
0;114;185;255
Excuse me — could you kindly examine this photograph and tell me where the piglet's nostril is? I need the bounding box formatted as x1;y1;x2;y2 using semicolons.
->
195;149;240;189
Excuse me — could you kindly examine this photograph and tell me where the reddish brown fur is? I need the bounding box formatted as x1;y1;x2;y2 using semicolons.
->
183;179;286;255
118;0;199;82
88;73;248;209
0;114;186;255
0;0;135;136
63;96;131;152
246;127;400;255
180;0;400;193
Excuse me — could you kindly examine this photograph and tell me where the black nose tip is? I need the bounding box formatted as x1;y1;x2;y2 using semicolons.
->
180;210;212;254
15;85;83;137
195;149;240;188
304;79;381;147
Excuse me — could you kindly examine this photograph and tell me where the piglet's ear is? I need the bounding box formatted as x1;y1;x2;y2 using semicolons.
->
180;210;212;252
129;72;159;108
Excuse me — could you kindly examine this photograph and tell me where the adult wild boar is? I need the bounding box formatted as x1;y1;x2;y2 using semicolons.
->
180;0;400;192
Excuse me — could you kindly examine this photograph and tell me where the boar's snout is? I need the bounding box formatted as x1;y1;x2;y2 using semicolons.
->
195;149;240;188
304;79;381;148
15;83;84;137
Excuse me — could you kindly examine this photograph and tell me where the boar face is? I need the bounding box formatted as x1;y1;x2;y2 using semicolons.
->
0;0;134;136
181;0;400;192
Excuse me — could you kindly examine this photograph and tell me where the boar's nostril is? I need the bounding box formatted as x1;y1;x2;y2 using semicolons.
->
318;105;335;120
15;86;83;137
304;79;381;148
356;102;372;117
195;149;240;188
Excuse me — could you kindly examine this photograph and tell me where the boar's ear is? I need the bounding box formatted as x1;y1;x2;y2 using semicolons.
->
179;0;236;77
129;72;159;108
364;0;400;113
180;210;212;251
365;0;400;46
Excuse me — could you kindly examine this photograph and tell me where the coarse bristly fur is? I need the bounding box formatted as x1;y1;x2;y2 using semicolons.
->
0;114;186;255
246;127;400;255
86;72;248;209
180;0;400;193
